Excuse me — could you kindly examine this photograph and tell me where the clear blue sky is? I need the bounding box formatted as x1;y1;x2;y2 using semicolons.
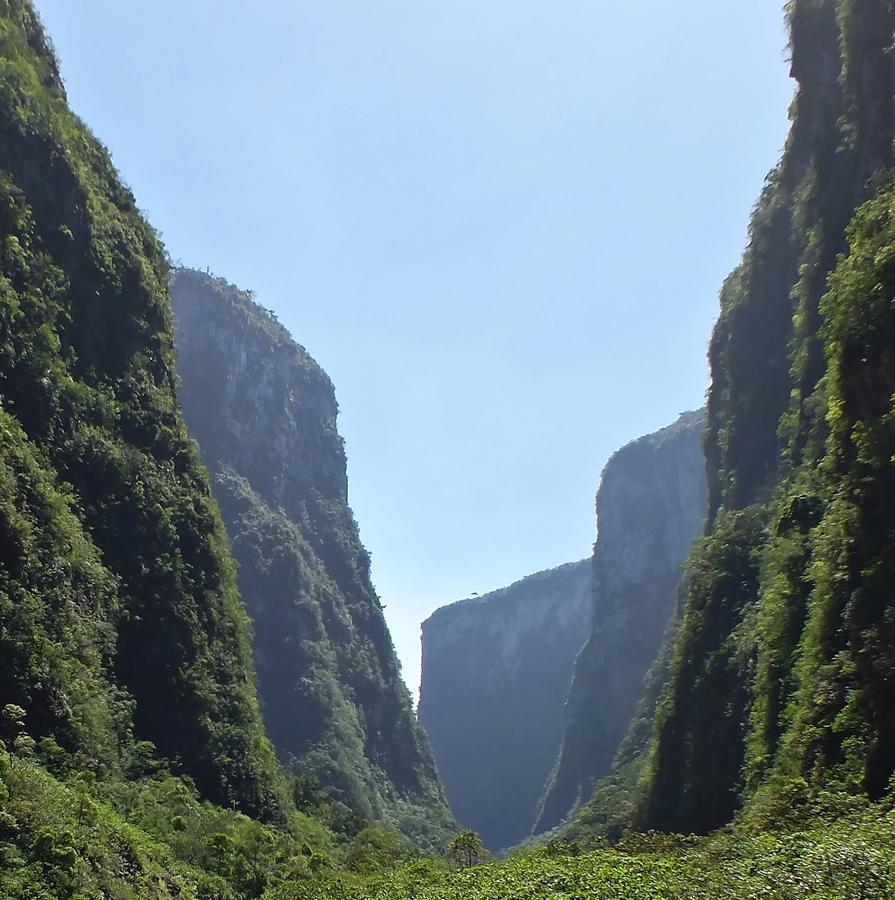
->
36;1;793;698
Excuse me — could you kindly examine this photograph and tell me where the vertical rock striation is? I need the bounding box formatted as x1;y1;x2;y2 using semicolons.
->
536;410;707;833
636;0;895;837
172;268;454;849
419;561;593;851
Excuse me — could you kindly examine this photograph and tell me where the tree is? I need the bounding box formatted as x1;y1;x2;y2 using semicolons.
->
447;829;487;868
0;705;25;742
344;826;408;874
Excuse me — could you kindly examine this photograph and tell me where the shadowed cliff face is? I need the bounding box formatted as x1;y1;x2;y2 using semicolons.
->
419;561;593;850
0;3;286;821
172;271;347;509
172;269;455;850
636;0;895;837
547;2;895;847
535;410;707;834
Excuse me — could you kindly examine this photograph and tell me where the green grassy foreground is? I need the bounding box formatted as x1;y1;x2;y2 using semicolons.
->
294;816;895;900
5;734;894;899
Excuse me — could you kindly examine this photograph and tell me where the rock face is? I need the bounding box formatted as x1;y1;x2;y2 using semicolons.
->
0;5;284;820
536;410;707;833
172;269;454;849
637;0;895;836
418;561;593;850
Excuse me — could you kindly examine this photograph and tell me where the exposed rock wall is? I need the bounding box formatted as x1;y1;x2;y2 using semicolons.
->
172;269;454;849
419;561;592;850
536;410;707;833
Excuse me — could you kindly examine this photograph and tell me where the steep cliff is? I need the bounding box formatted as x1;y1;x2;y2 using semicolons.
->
418;561;592;850
535;411;707;834
0;0;284;819
636;0;895;836
171;269;454;850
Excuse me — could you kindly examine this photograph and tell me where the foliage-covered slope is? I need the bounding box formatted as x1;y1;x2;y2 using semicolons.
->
268;797;895;900
0;8;447;892
634;0;895;836
703;0;894;520
418;560;592;851
0;0;284;818
535;411;707;834
171;269;454;850
7;727;895;899
0;709;419;899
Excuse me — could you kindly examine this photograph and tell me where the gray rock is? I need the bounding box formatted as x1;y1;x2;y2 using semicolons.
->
172;268;454;850
419;561;593;851
535;410;707;834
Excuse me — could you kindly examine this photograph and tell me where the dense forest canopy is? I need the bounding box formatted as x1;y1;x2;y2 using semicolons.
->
634;0;895;837
0;0;284;819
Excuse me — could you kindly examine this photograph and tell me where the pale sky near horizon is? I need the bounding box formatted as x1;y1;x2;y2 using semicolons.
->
36;1;794;699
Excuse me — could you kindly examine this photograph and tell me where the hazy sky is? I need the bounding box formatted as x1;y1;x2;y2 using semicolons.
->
36;1;793;698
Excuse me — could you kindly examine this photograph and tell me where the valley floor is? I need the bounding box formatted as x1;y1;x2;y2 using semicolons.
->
3;741;894;898
282;809;895;900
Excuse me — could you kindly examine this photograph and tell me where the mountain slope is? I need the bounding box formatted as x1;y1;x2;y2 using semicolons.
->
635;0;895;835
0;0;283;819
171;268;454;850
536;411;707;834
418;560;592;850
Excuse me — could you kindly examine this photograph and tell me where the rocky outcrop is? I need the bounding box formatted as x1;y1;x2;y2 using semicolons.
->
535;410;707;833
419;561;592;851
172;269;454;849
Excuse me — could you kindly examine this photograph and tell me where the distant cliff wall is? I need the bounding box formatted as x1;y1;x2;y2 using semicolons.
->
419;561;592;850
172;269;454;849
535;410;707;833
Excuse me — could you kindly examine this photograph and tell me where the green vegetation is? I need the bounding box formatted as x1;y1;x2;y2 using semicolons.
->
3;0;895;895
171;269;455;850
0;711;385;899
0;3;452;888
4;714;895;899
768;175;895;799
0;0;283;817
446;829;488;868
593;0;895;843
347;808;895;899
638;508;767;833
